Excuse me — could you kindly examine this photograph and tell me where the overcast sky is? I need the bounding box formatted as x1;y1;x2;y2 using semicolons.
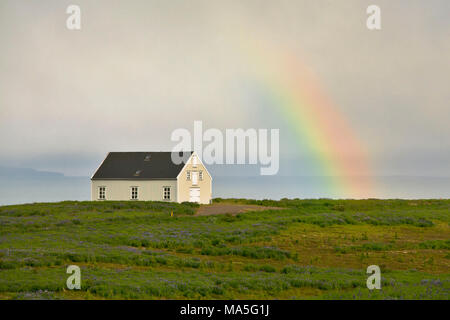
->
0;0;449;176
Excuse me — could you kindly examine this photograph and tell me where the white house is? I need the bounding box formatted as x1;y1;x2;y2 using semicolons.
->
91;151;212;204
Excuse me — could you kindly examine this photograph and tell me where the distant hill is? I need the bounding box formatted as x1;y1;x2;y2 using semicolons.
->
0;166;90;206
0;166;64;179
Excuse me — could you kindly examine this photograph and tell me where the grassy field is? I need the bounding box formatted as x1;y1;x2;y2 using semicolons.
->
0;198;449;299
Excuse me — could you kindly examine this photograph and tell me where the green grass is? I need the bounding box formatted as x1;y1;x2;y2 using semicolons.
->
0;199;449;299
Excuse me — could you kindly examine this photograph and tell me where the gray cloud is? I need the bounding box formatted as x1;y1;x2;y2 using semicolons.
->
0;0;448;176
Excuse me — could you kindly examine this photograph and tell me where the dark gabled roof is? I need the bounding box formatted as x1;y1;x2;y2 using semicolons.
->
91;152;193;180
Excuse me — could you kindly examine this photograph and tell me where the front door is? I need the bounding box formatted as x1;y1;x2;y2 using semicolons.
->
189;188;200;203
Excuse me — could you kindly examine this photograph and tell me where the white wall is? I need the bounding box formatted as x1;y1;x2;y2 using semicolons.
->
91;179;177;202
177;154;212;204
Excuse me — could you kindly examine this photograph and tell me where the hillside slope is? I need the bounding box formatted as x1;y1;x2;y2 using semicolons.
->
0;199;449;299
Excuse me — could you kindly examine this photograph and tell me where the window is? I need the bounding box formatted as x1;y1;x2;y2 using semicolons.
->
199;171;203;181
131;187;138;200
99;187;106;200
187;170;191;181
192;155;198;167
192;172;198;185
163;187;171;200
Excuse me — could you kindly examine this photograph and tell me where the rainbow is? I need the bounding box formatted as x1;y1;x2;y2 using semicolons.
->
238;36;374;198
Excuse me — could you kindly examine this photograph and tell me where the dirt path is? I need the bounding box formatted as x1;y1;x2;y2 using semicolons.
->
196;203;283;216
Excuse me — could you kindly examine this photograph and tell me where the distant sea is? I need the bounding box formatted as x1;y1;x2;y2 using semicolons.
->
0;174;449;206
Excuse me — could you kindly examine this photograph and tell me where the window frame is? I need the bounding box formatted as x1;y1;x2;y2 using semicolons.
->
98;186;106;200
163;186;171;201
130;186;139;200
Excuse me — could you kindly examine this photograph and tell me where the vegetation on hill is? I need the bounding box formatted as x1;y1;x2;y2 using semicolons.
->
0;199;449;299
